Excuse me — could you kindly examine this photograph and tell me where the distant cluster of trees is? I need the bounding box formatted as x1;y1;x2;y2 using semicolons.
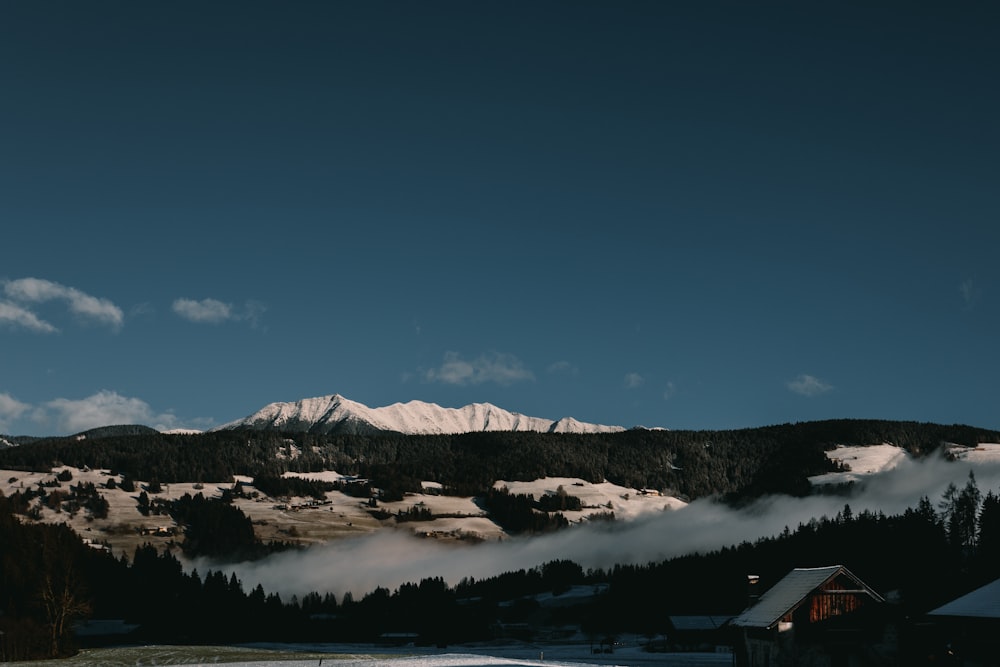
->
2;478;109;522
251;473;373;501
481;486;586;534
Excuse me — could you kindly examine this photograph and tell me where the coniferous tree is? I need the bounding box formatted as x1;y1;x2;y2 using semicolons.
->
974;490;1000;579
948;471;981;549
137;491;150;516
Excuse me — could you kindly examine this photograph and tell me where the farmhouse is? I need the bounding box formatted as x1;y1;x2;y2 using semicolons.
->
731;565;891;667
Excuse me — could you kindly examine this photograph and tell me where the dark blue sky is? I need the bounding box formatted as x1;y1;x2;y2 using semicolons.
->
2;2;998;435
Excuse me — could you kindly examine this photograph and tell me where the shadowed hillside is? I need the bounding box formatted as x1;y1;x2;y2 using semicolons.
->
3;419;999;503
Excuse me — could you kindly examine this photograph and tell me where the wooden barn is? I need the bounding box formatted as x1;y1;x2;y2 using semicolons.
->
730;565;892;667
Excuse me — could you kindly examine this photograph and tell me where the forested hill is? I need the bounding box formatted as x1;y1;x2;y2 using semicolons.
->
1;419;998;502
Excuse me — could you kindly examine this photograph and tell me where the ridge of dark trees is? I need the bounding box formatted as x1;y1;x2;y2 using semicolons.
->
2;419;997;504
4;473;1000;661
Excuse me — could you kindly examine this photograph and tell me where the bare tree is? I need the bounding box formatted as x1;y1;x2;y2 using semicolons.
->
38;561;91;656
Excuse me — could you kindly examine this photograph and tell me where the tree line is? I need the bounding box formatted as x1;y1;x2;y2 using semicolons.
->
4;419;998;504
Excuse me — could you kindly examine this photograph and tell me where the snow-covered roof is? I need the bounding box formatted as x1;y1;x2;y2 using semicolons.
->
731;565;882;629
928;577;1000;619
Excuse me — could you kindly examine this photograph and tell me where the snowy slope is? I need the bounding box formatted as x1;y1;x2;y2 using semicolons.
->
809;444;908;485
943;442;1000;464
214;394;626;435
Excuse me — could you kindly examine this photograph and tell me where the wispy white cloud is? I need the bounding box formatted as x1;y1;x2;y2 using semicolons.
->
787;374;833;397
662;381;677;400
172;298;267;326
38;390;184;434
2;278;123;330
0;300;58;333
172;298;233;323
960;279;980;310
0;393;31;431
129;302;155;319
546;360;578;376
243;300;267;328
423;351;535;386
624;372;644;389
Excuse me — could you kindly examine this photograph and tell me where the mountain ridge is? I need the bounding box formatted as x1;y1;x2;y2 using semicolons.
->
213;393;629;435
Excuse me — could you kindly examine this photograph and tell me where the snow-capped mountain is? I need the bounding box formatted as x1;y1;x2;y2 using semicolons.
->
214;394;626;435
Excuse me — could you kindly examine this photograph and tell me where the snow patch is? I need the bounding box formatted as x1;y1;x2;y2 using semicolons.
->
282;470;349;483
494;477;687;521
810;444;909;486
944;442;1000;464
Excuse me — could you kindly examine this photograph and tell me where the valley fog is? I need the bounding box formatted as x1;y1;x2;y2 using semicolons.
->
213;454;1000;600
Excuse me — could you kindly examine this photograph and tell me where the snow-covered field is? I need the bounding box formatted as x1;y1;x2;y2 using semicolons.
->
0;468;688;555
943;442;1000;464
810;442;1000;486
0;466;236;554
809;444;908;485
494;478;687;521
2;642;733;667
282;472;687;539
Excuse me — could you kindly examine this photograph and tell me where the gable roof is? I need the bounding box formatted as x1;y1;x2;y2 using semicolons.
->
928;577;1000;619
731;565;883;629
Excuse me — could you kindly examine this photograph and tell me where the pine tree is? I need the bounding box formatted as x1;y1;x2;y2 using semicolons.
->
948;471;982;549
975;490;1000;578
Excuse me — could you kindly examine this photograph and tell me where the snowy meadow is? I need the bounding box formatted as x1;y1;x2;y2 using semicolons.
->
2;642;733;667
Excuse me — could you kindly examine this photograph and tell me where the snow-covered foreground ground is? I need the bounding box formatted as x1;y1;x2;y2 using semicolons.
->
4;642;733;667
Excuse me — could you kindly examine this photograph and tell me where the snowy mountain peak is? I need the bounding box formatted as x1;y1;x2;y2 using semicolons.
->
214;394;626;436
